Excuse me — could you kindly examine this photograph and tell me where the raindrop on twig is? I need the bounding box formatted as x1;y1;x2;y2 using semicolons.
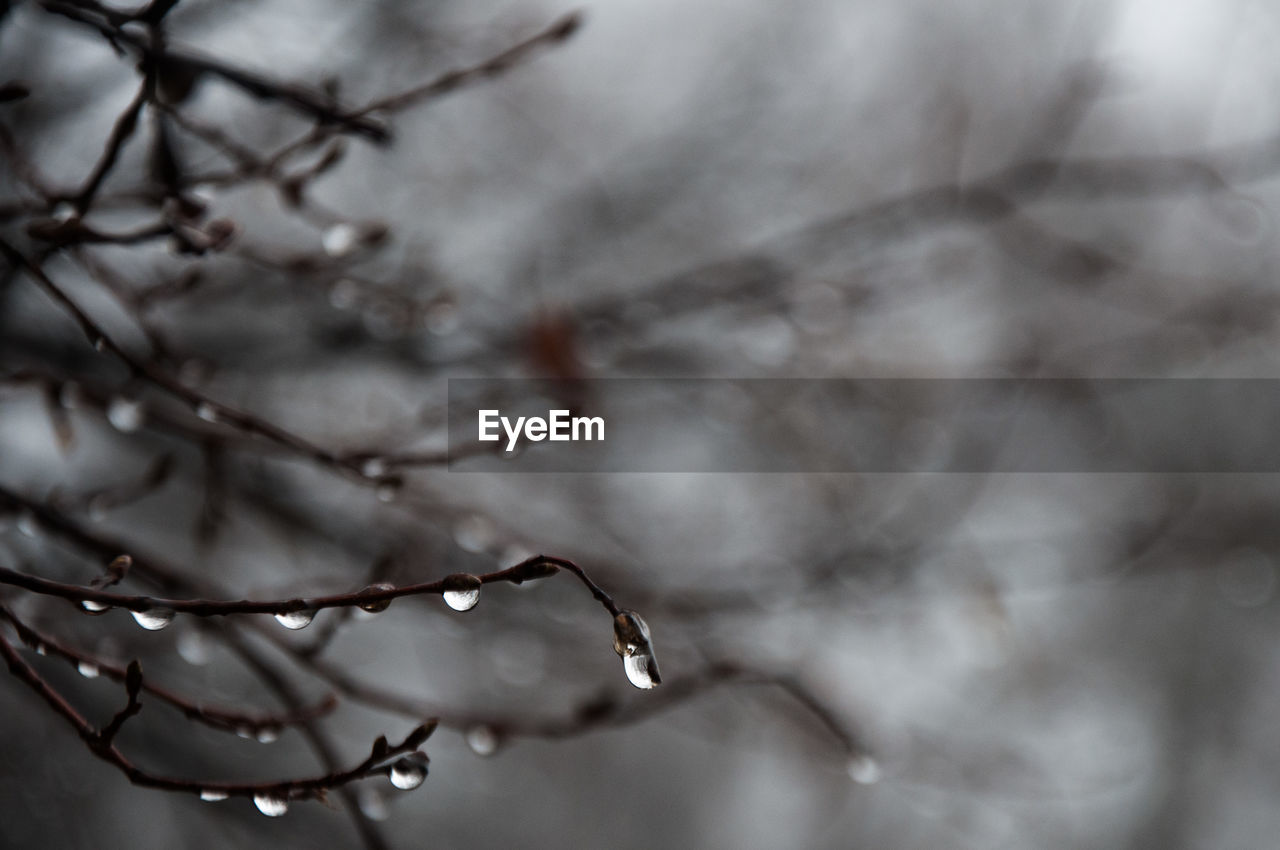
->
441;574;482;612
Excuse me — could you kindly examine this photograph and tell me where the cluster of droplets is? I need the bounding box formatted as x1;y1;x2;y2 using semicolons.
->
612;610;661;690
441;573;482;612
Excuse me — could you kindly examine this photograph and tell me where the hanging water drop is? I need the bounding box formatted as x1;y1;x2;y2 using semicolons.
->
847;753;881;785
361;457;387;478
358;583;395;614
322;222;359;257
235;726;254;739
357;787;389;821
441;574;482;612
465;724;498;757
622;651;660;690
16;512;37;537
195;402;220;423
131;607;175;631
177;629;211;665
77;661;100;679
388;752;429;790
253;794;288;817
106;397;145;433
256;726;280;744
613;610;661;689
199;789;229;802
375;480;400;503
80;599;111;615
274;603;316;630
35;643;47;657
452;514;495;553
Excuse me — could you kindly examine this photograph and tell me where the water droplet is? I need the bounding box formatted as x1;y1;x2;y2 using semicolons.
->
361;458;387;478
452;514;495;553
253;794;288;817
622;651;660;690
199;789;229;802
376;481;400;503
235;726;254;739
35;643;47;656
358;583;395;614
357;787;389;820
274;604;316;630
80;599;111;615
441;574;482;612
322;223;359;257
195;402;219;423
388;752;428;790
465;724;498;756
847;754;881;785
52;201;77;222
93;336;108;352
256;726;280;744
106;397;145;433
16;512;38;537
328;278;360;310
613;610;662;689
177;629;211;665
78;661;100;679
131;607;175;631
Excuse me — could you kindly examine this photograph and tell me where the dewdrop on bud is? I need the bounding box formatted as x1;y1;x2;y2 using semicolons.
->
274;601;316;630
130;607;175;631
612;610;661;689
356;583;396;616
253;794;288;817
389;752;429;790
441;573;482;612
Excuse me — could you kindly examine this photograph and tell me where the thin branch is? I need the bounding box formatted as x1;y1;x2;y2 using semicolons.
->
0;629;432;803
40;0;390;143
0;554;602;619
0;605;337;736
